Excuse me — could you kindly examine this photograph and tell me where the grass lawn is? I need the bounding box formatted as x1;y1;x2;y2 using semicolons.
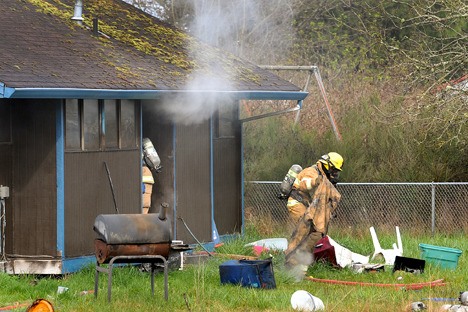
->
0;228;466;311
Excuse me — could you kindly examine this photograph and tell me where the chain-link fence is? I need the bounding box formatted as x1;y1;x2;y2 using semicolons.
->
244;182;468;236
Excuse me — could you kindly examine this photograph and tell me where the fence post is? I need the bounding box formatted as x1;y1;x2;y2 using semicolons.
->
431;182;436;237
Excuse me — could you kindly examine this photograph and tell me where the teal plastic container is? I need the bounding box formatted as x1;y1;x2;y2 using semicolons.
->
419;243;462;270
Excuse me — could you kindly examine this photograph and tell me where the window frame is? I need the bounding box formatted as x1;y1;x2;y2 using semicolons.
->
64;99;139;152
214;103;238;139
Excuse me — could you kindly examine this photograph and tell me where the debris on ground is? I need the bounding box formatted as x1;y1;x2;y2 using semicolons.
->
409;301;427;311
440;305;468;311
244;238;288;256
219;258;276;289
290;290;324;311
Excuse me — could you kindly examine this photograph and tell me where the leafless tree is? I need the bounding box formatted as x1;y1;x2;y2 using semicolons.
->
380;0;467;149
126;0;299;64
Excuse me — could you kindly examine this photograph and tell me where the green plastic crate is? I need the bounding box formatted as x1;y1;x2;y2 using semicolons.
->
419;243;462;270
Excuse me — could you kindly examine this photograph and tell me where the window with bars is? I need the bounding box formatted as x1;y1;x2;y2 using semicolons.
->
65;99;138;151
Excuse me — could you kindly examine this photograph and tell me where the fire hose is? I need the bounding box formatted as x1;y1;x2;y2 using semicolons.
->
306;277;446;290
178;217;214;257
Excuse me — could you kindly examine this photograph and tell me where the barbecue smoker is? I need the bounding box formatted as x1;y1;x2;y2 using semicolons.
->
93;203;190;301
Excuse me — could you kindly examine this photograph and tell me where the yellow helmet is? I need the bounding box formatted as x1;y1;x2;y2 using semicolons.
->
319;152;344;171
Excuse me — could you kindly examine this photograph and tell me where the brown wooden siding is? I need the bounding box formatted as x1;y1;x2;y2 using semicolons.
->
175;122;211;243
213;137;242;234
0;145;12;253
64;150;141;257
0;100;13;253
11;100;58;256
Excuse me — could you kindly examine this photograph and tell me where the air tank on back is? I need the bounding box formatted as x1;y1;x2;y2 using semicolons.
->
278;164;302;199
142;137;161;172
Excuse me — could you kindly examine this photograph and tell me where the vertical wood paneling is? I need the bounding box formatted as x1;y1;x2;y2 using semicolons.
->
64;150;141;256
0;145;12;253
11;100;57;256
213;138;242;234
0;100;13;253
175;122;211;243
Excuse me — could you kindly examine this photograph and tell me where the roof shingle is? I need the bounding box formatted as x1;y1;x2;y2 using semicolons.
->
0;0;302;95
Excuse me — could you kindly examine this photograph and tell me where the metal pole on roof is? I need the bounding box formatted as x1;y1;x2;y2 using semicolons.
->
72;0;84;25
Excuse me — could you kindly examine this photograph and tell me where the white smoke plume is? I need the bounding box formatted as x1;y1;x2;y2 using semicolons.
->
153;0;294;125
287;249;314;282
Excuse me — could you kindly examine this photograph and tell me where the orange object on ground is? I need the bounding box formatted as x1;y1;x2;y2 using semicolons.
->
26;299;54;312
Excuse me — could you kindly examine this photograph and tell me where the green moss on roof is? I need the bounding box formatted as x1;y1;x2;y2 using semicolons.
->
29;0;74;21
26;0;262;85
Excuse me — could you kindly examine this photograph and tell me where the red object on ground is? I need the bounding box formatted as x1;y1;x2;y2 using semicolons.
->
253;245;269;256
313;236;338;267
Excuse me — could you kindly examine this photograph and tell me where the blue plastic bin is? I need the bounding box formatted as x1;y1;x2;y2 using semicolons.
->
219;258;276;289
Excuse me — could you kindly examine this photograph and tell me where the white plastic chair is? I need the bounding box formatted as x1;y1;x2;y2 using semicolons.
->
327;236;370;268
369;226;403;265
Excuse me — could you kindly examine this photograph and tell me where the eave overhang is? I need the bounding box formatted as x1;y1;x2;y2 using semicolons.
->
1;86;308;101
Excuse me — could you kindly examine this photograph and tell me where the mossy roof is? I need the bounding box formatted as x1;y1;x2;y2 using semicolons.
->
0;0;302;96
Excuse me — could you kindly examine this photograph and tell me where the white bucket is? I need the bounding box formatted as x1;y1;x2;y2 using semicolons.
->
291;290;324;311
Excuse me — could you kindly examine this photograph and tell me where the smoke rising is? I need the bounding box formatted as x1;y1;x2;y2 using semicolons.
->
287;249;314;282
153;0;294;125
155;72;233;125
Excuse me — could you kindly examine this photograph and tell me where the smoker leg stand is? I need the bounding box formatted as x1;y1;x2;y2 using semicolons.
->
94;262;100;299
164;259;168;300
94;256;169;302
93;261;115;302
149;257;169;300
107;261;114;302
151;263;155;296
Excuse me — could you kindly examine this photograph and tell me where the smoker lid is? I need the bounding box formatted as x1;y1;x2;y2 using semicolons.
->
93;214;172;244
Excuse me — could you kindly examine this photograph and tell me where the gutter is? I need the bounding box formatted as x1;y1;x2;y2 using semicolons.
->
0;87;307;101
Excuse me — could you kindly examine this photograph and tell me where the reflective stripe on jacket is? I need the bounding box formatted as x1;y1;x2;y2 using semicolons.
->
142;165;154;184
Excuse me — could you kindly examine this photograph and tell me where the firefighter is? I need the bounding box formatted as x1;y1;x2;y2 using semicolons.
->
285;152;343;275
142;164;154;214
141;137;161;214
286;152;343;222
